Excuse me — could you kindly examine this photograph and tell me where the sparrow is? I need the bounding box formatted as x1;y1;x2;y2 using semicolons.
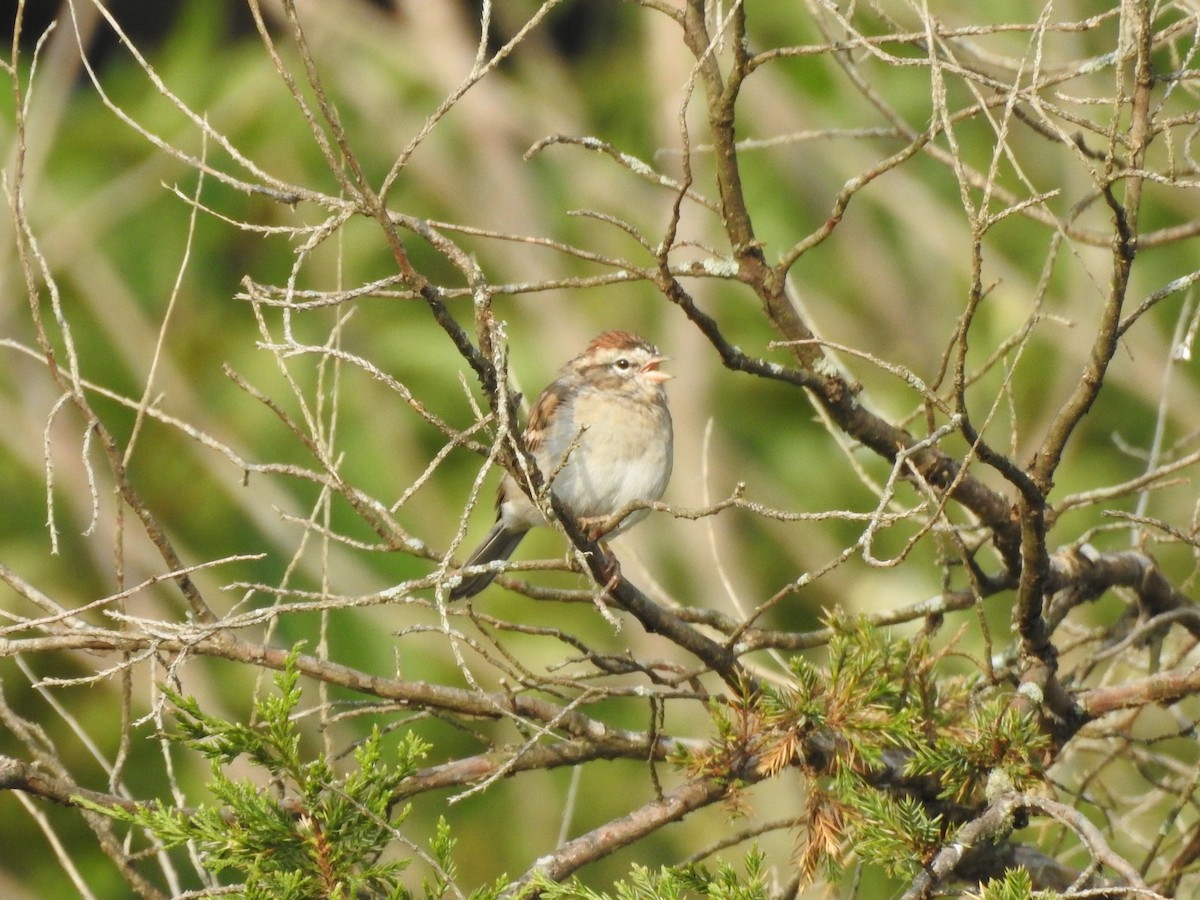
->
451;330;673;599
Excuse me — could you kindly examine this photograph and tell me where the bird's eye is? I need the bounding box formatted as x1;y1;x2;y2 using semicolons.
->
614;357;632;370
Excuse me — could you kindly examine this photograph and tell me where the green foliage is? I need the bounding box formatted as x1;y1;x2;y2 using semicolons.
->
906;698;1049;805
684;615;1048;883
77;647;457;899
970;866;1058;900
848;790;943;880
532;847;768;900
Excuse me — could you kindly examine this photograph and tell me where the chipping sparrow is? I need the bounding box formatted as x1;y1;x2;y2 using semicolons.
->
450;330;673;599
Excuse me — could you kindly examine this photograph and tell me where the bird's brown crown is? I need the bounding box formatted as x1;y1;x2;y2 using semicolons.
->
583;330;656;356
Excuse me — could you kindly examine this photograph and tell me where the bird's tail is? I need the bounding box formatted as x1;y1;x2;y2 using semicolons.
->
449;523;528;600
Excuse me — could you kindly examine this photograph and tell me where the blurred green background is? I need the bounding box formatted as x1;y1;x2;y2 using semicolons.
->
2;0;1199;896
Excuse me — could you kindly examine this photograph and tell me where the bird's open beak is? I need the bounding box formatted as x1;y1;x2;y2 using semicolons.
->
641;355;672;383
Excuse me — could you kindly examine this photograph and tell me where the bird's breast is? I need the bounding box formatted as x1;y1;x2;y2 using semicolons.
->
539;390;673;519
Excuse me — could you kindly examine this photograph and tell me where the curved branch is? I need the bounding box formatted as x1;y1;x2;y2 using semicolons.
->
509;776;730;892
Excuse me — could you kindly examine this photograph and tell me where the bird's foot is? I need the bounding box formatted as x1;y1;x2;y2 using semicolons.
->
597;543;622;594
